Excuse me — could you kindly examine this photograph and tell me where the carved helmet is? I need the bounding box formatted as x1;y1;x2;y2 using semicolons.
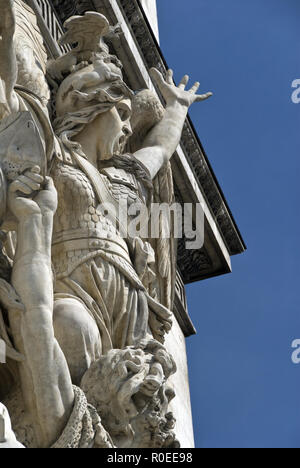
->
47;12;132;117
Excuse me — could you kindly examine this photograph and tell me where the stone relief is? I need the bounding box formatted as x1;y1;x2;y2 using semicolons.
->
0;0;211;448
0;402;24;448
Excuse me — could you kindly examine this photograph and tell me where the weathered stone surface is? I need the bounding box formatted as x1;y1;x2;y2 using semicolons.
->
0;1;212;448
165;318;195;448
139;0;160;43
0;403;24;448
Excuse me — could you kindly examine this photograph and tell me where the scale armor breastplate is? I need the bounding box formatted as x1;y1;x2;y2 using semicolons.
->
51;162;147;284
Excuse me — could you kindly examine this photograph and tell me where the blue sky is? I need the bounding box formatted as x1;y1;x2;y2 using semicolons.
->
157;0;300;448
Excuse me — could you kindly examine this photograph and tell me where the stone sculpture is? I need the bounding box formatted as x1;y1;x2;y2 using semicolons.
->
0;402;24;448
0;0;211;448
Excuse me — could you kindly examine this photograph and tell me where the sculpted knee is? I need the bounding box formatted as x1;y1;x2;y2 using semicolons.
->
54;298;89;330
53;298;102;385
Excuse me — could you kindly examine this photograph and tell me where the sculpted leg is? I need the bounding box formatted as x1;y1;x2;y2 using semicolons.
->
53;298;102;386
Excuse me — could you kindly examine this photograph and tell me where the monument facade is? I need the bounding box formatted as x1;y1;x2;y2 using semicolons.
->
0;0;245;448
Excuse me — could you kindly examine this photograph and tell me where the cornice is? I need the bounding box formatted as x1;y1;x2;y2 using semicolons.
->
52;0;246;257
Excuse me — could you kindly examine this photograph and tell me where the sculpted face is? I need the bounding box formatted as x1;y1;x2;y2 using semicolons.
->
70;96;133;167
81;346;179;448
94;98;133;161
55;57;134;165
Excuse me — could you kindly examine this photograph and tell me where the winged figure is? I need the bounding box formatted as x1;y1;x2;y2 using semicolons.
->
0;2;212;448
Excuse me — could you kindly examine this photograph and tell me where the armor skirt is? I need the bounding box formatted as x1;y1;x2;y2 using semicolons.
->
54;256;151;355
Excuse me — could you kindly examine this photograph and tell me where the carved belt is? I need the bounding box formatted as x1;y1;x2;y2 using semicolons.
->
52;236;131;265
53;227;129;252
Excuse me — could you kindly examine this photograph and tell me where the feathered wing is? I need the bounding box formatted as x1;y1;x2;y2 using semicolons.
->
0;2;50;369
0;1;41;399
14;0;50;104
128;90;177;311
59;12;110;55
150;163;177;310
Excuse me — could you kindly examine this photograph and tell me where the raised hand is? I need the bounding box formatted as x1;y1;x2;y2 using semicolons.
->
8;166;58;221
150;68;212;108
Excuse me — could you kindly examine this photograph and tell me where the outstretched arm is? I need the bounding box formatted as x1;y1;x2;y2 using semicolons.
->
0;0;19;117
134;68;212;179
8;168;74;448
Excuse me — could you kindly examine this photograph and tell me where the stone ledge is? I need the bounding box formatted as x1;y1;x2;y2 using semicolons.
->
51;0;246;259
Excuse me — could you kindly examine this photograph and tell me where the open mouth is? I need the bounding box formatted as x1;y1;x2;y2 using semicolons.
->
111;133;127;157
118;134;127;153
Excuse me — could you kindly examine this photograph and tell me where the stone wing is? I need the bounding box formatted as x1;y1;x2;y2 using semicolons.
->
14;0;50;104
127;89;177;310
59;11;110;55
150;163;177;310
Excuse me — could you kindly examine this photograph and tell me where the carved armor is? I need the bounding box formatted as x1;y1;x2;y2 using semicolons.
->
51;157;148;289
0;3;187;448
51;151;172;351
